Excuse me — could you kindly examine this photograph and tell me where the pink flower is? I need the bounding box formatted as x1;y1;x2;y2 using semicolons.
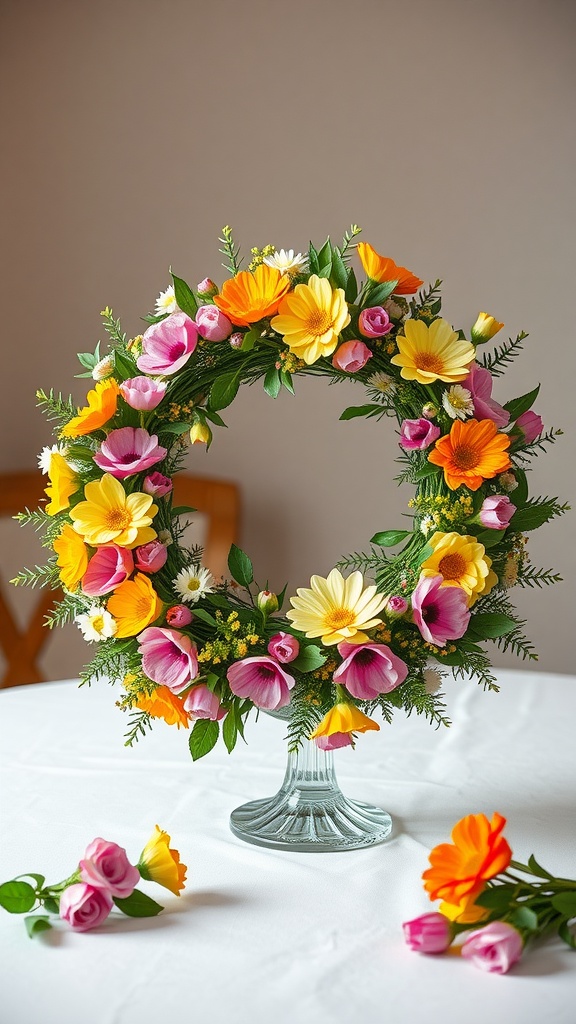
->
59;883;113;932
195;304;233;342
358;306;393;338
479;494;515;530
93;427;167;480
314;732;354;751
334;641;408;699
462;362;510;428
267;632;300;663
119;376;167;411
137;627;199;694
166;604;193;627
137;312;198;375
79;838;140;898
227;655;295;710
331;340;373;373
403;912;452;954
183;684;226;720
229;332;243;349
197;277;217;297
143;472;173;497
514;410;543;444
399;418;441;450
384;595;408;617
134;540;168;573
411;574;470;646
461;922;523;974
82;545;134;597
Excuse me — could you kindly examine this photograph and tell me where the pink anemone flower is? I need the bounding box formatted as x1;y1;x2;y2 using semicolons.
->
93;427;167;480
137;627;199;693
461;362;510;428
183;684;226;720
82;544;134;597
227;655;295;710
411;574;470;646
333;642;408;700
137;312;198;376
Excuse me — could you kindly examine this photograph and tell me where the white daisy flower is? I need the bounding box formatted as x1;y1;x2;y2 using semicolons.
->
174;565;215;604
155;285;177;316
367;370;395;395
442;385;474;420
263;249;307;276
37;443;67;474
420;515;435;536
75;606;117;643
423;668;442;695
92;355;114;381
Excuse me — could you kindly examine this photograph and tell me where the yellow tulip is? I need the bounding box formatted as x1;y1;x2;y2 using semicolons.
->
138;826;187;895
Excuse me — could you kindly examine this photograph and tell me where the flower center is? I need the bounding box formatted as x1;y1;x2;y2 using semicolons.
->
438;553;467;581
185;578;200;592
106;507;133;531
414;352;445;374
91;615;105;634
452;443;480;470
119;451;139;464
305;309;333;336
325;606;355;631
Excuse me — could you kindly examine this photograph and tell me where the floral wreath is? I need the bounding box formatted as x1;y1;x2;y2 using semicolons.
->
16;226;567;759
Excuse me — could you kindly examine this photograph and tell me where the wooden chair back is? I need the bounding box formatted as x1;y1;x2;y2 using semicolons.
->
171;474;240;580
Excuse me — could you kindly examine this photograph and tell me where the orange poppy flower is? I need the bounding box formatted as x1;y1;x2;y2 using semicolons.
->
357;242;423;295
428;418;511;491
213;264;291;326
134;685;190;729
61;378;120;438
422;812;512;915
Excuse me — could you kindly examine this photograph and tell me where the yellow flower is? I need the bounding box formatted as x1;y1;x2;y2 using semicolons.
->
421;531;498;606
53;523;89;590
106;572;163;637
357;242;423;294
390;318;475;384
271;275;350;365
213;264;291;326
138;825;187;895
471;312;504;345
309;703;380;740
45;453;79;515
286;567;386;646
134;685;190;729
61;378;120;438
69;474;158;548
190;421;211;445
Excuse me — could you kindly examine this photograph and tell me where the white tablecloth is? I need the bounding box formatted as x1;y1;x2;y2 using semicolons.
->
1;669;575;1024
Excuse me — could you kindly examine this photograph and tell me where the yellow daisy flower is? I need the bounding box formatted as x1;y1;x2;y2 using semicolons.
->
138;825;187;895
45;452;79;515
69;474;158;549
309;703;380;740
420;531;497;606
271;275;350;365
106;572;163;637
390;318;475;384
61;378;120;438
53;523;89;590
286;567;386;646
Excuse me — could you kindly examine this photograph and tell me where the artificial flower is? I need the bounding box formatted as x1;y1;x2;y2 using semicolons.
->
92;355;114;381
75;605;118;643
227;655;296;710
461;362;510;428
420;532;497;606
399;418;441;450
334;641;408;699
271;275;350;365
358;306;393;338
514;409;543;444
137;312;198;376
428;419;511;491
119;376;167;411
195;304;233;342
331;340;372;373
173;565;214;604
357;242;423;294
59;883;113;932
461;921;523;974
134;540;168;574
391;318;475;385
267;632;300;663
183;684;226;720
286;567;386;646
263;248;307;276
213;264;291;326
106;572;163;637
45;452;79;515
138;826;187;895
53;523;89;591
137;627;199;693
93;427;167;480
155;284;178;316
479;494;515;530
410;574;470;646
82;544;134;597
402;913;453;954
69;474;158;549
143;471;173;497
470;312;504;345
133;685;190;729
309;703;380;742
422;812;512;918
61;378;120;438
442;385;474;421
79;838;140;899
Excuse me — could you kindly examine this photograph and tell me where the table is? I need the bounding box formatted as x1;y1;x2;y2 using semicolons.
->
1;669;575;1024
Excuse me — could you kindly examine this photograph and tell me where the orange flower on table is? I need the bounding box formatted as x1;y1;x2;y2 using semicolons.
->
390;318;475;385
45;452;79;515
69;474;158;549
134;685;190;729
422;812;512;923
61;378;120;438
53;523;89;590
106;572;163;637
357;241;423;294
271;275;350;365
428;418;511;491
309;702;380;741
213;264;291;326
420;531;497;606
138;825;187;895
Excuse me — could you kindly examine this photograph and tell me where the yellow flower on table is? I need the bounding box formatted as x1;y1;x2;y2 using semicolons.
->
271;275;350;365
45;452;79;515
391;318;475;384
286;567;386;646
357;241;423;294
428;418;511;491
61;378;120;438
420;531;497;606
138;825;187;895
69;474;158;549
106;572;163;637
213;264;291;326
309;703;380;741
53;523;89;590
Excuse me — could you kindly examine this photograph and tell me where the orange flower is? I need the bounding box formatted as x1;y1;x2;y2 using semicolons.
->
138;825;187;895
357;242;423;294
61;379;120;438
106;572;163;637
134;685;190;729
423;812;512;920
213;265;291;326
428;418;511;491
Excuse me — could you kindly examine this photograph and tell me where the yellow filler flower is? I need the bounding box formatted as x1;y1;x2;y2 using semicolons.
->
286;567;386;646
45;453;79;515
309;703;380;741
69;474;158;548
213;264;291;326
391;318;475;384
138;825;187;895
271;275;350;365
61;378;120;438
106;572;163;637
53;523;89;590
420;531;497;606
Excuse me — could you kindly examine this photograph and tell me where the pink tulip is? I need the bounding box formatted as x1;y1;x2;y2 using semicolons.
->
479;494;515;530
461;922;523;974
334;641;408;699
195;304;233;342
137;627;199;693
82;545;134;597
59;883;113;932
515;410;543;444
399;418;441;450
403;912;452;954
314;732;354;751
143;472;173;497
137;312;198;375
93;427;167;480
166;604;193;627
79;838;140;898
331;340;373;373
227;655;295;710
267;632;300;664
358;306;393;338
119;376;167;411
183;684;226;720
134;540;168;573
461;362;510;428
411;574;470;646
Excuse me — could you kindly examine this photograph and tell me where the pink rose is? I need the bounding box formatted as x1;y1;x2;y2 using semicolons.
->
331;340;373;373
183;683;226;720
166;604;193;627
399;418;441;450
79;838;140;898
195;304;233;342
479;494;515;529
82;544;134;598
403;912;452;954
137;312;198;375
358;306;393;338
227;655;295;710
267;632;300;663
143;472;173;497
134;540;168;573
119;376;167;411
514;410;543;444
461;922;523;974
59;883;113;932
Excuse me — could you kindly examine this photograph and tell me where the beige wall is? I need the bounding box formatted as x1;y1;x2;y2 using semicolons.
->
1;0;575;678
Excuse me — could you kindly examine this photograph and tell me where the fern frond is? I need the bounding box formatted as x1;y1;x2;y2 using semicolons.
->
517;564;563;589
219;225;242;276
480;331;527;377
10;561;59;589
36;388;76;426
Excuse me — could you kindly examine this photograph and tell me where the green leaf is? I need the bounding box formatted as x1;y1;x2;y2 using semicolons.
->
209;369;241;411
170;271;198;318
25;915;52;938
330;247;348;290
527;854;553;879
339;404;382;421
77;351;98;370
504;384;540;421
417;544;433;564
189;719;219;761
318;263;332;280
551;892;576;917
308;242;319;275
345;267;358;303
240;327;260;352
190;607;218;627
15;873;45;889
475;885;515;910
113;349;138;382
206;594;233;609
227;544;254;587
370;529;411;547
222;712;238;754
558;920;576;948
365;280;398;305
510;906;539;932
317;238;331;269
280;370;295;395
475;529;507;549
510;504;558;532
158;421;191;436
467;613;517;639
413;463;441;481
510;468;529;508
113;889;164;918
263;366;281;399
291;644;327;673
203;408;227;428
43;897;59;915
0;880;36;914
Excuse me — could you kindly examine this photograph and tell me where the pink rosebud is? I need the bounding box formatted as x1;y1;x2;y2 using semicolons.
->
227;655;295;710
79;838;140;898
59;883;113;932
267;632;300;663
195;304;233;342
137;627;199;693
411;574;470;646
229;332;244;349
479;494;515;530
334;641;408;700
166;604;193;627
134;540;168;573
143;472;173;497
93;427;167;480
358;306;393;338
119;376;167;411
183;683;226;720
314;732;354;751
137;312;198;375
384;595;408;617
399;418;441;450
331;340;373;373
461;362;510;428
403;912;452;954
514;410;543;444
82;545;134;597
461;921;523;974
197;277;218;297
